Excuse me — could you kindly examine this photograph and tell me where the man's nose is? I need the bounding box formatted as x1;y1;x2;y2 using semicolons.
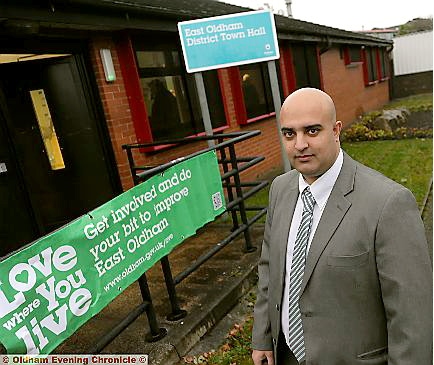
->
294;134;308;150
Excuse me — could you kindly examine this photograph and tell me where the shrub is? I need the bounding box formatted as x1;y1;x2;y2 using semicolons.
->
342;114;432;142
342;124;432;142
342;93;433;142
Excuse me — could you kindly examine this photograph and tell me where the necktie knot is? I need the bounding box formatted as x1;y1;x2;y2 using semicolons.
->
301;187;315;214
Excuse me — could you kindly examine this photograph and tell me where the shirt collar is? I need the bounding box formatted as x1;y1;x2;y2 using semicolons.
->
298;149;344;211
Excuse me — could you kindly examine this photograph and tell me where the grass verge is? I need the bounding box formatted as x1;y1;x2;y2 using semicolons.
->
342;138;432;209
384;93;433;111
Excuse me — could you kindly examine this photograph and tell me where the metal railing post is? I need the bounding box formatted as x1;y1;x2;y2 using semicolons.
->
137;273;167;342
228;144;256;253
82;131;270;352
125;147;139;186
160;256;187;321
218;141;239;231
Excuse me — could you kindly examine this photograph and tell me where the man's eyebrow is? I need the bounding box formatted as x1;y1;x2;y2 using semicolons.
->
281;127;293;132
281;124;322;132
305;124;322;129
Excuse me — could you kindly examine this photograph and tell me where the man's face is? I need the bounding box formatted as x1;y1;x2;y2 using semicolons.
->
280;96;341;184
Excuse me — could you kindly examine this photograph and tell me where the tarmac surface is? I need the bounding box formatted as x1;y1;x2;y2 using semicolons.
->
54;179;433;365
55;220;264;364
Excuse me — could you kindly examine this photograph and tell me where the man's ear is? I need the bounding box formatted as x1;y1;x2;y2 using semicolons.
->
334;120;342;141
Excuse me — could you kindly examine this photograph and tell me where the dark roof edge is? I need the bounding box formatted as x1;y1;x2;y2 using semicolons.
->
64;0;392;45
5;0;392;46
278;32;392;47
274;15;392;46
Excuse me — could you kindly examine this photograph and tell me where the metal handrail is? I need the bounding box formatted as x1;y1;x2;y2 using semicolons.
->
89;130;268;351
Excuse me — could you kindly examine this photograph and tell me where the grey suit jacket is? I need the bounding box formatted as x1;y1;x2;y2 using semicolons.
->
252;152;432;365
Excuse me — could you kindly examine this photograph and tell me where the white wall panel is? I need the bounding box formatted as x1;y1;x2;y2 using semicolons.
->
393;31;433;75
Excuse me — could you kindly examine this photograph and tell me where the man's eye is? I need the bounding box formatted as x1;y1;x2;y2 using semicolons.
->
282;130;293;138
307;128;320;135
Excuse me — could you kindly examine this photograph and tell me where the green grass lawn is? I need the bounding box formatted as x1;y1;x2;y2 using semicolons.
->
342;138;432;209
384;93;433;111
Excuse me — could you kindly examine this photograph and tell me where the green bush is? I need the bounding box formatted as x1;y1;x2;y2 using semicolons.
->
342;93;433;142
342;123;432;142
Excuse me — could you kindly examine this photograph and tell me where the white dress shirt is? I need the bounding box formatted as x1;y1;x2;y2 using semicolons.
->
281;149;344;346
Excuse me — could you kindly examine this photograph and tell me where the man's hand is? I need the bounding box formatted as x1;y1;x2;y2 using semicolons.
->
252;349;274;365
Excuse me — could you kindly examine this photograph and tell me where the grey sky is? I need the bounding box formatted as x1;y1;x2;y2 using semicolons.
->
219;0;432;31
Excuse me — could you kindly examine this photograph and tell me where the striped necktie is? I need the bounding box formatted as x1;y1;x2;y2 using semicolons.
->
288;186;316;363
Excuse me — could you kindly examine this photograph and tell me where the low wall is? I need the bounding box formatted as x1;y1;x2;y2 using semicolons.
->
407;110;433;130
392;71;433;98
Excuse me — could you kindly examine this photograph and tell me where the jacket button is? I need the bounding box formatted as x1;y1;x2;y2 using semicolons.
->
275;304;280;311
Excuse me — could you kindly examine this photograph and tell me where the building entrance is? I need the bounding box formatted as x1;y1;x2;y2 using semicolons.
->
0;54;119;257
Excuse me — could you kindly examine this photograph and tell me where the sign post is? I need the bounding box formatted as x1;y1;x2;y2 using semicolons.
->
178;10;291;171
267;61;291;171
194;73;214;147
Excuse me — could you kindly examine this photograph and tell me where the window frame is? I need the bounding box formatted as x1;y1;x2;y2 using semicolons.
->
343;46;363;66
362;46;380;86
228;42;322;126
116;34;229;152
362;46;390;86
290;42;322;90
230;61;281;125
279;45;296;97
377;48;390;81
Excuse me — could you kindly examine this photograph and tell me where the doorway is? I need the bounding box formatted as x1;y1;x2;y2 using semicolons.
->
0;54;120;257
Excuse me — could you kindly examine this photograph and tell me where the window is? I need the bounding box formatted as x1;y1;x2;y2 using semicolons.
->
344;46;362;65
279;44;296;96
367;47;378;83
291;44;321;89
274;60;285;102
239;63;274;120
363;46;379;84
379;48;390;80
133;37;226;142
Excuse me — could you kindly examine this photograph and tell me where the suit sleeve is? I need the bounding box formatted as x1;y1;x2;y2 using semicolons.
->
376;186;432;364
251;179;277;350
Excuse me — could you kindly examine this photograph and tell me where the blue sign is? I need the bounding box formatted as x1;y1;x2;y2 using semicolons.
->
178;10;280;73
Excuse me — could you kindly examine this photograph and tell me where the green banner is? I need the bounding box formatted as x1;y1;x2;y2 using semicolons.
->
0;151;225;354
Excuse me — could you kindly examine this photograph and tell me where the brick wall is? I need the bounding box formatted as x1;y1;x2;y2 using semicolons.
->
90;41;283;189
89;37;136;189
232;120;283;181
90;41;390;191
90;38;211;191
321;47;390;127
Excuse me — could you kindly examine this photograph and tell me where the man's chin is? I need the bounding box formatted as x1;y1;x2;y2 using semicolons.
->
295;165;322;180
293;162;317;175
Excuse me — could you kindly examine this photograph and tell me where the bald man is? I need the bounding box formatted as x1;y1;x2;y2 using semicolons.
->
251;88;432;365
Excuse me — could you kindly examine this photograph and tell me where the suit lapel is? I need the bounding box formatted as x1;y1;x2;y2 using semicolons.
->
299;153;357;296
277;173;299;287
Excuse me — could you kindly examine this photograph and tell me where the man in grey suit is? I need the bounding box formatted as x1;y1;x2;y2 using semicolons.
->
251;88;432;365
